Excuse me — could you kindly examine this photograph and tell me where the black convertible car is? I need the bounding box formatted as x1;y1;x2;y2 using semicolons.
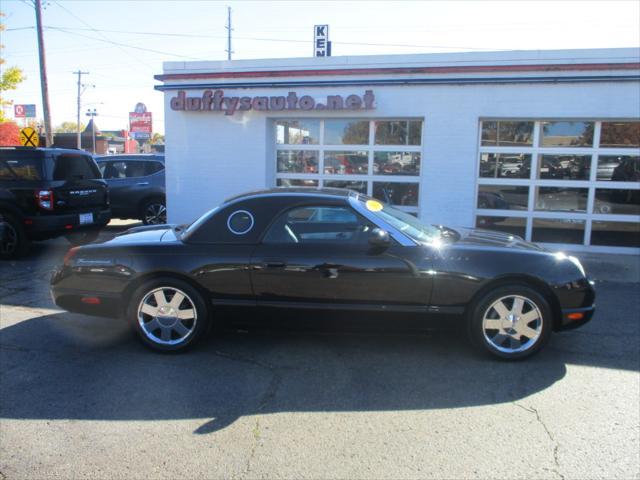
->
51;188;595;359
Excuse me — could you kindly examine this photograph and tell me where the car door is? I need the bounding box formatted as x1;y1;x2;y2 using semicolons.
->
100;161;130;216
250;204;432;309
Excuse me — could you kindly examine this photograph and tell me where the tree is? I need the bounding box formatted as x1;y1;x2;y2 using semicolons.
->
0;121;20;146
150;132;165;144
55;121;85;133
0;12;26;122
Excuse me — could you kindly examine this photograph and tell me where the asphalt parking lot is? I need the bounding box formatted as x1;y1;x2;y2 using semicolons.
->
1;225;639;479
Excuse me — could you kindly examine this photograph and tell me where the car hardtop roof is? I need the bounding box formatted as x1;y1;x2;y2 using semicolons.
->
224;187;359;204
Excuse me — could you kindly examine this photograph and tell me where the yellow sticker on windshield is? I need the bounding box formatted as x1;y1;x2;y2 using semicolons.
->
366;200;383;212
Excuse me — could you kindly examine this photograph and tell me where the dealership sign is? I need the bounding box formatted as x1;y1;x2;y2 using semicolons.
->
129;103;152;140
170;90;375;115
314;24;331;57
14;104;36;118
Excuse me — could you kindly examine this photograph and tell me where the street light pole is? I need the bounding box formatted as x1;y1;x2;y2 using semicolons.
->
73;70;90;149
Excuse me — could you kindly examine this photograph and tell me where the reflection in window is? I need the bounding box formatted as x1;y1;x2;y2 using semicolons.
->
532;218;585;244
476;216;526;238
481;121;534;146
324;180;367;194
276;151;318;174
477;185;529;210
479;153;531;179
591;221;640;247
535;187;588;212
596;156;640;181
276;178;319;187
594;189;640;215
275;120;320;145
541;121;594;147
600;122;640;148
538;155;590;180
374;151;420;176
324;120;369;145
374;120;422;145
323;151;368;175
373;182;419;206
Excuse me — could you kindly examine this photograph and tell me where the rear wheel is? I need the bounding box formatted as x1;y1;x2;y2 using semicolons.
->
141;199;167;225
128;277;209;352
0;213;29;260
467;285;553;360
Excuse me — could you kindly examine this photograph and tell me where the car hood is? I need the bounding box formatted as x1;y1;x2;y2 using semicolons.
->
451;227;546;251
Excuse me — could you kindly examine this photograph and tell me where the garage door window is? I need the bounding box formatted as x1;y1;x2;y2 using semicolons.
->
275;118;423;215
476;120;640;250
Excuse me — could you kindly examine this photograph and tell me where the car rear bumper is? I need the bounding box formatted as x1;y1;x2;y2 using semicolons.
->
51;285;123;318
25;208;111;239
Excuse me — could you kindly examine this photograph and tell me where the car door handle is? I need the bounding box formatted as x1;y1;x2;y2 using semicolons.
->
136;182;150;186
262;260;286;268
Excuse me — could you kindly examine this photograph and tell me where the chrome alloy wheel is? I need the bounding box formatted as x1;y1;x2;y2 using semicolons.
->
137;287;197;345
482;295;543;354
144;203;167;225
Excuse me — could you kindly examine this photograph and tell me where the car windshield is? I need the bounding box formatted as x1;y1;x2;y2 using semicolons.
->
358;196;443;244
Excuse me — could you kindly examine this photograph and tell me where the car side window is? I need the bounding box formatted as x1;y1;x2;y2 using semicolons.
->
145;161;164;175
124;161;147;178
102;161;126;179
263;205;371;244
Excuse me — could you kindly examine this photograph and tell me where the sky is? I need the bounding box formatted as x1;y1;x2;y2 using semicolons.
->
1;0;639;134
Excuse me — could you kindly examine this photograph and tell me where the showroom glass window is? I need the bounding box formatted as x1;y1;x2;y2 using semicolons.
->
275;119;423;215
476;120;640;249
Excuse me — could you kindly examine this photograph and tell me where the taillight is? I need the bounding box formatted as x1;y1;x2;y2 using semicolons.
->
35;189;54;211
63;247;79;266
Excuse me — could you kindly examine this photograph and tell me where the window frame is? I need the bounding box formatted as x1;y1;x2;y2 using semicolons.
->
274;118;424;216
476;119;640;251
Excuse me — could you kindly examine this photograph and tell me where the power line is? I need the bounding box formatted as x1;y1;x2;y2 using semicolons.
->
51;1;158;70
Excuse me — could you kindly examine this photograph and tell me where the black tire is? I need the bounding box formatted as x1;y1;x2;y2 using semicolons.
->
467;284;553;360
0;212;30;260
141;198;167;225
65;229;100;245
127;277;209;352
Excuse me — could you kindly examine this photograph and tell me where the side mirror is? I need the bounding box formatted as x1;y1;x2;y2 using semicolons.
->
368;227;391;250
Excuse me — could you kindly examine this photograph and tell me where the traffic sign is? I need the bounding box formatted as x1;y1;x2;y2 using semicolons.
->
14;104;36;118
19;127;39;147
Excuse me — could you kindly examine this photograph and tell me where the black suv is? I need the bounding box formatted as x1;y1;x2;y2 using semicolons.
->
0;147;110;259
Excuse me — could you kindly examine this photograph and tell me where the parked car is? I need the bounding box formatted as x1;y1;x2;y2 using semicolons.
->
51;188;595;359
95;154;166;225
0;147;110;259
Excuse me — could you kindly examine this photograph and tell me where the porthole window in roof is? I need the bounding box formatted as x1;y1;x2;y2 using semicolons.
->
227;210;254;235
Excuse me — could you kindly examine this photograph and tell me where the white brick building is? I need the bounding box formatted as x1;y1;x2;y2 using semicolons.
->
156;48;640;253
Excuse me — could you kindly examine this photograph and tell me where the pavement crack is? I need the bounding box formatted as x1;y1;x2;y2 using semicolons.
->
515;403;565;480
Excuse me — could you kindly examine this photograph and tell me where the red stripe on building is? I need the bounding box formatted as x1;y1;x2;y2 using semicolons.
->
155;62;640;81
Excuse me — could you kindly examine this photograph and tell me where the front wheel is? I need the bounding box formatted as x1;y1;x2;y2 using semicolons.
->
467;285;553;360
127;277;209;352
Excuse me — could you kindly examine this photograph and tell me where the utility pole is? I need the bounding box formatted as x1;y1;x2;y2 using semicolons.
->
225;6;233;60
34;0;53;147
73;70;90;149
